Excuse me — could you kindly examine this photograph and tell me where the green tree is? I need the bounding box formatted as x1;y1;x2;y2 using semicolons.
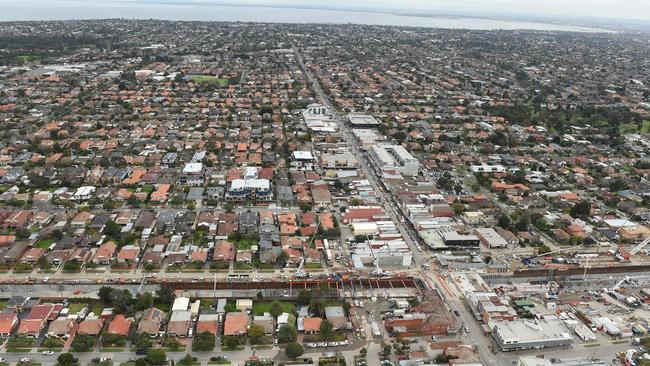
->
37;255;51;270
515;216;530;232
155;286;175;304
134;292;154;311
297;289;311;306
57;352;75;366
127;195;140;207
98;286;113;303
277;324;297;343
225;336;240;350
452;202;465;216
276;251;289;267
134;335;153;353
15;227;30;239
570;200;591;218
71;334;96;352
309;299;325;317
434;354;450;364
269;301;283;318
103;220;121;238
498;214;511;229
109;289;133;314
192;331;215;352
51;229;63;240
248;324;266;344
285;342;304;359
609;179;629;192
180;354;194;365
134;358;148;366
299;202;312;212
320;319;334;341
147;349;167;365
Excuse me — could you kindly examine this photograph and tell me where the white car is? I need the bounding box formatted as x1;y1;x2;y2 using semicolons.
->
42;351;55;356
20;358;32;363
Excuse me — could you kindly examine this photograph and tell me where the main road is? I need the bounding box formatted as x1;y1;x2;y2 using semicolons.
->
291;42;508;365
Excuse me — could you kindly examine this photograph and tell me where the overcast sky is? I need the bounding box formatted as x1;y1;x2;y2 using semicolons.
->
173;0;650;20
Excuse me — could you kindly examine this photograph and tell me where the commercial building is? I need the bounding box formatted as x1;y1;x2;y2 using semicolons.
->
474;228;509;248
347;114;381;128
225;179;273;202
291;151;316;171
371;144;419;177
352;128;385;146
320;152;358;169
470;164;506;173
178;162;205;186
492;319;573;351
441;231;481;248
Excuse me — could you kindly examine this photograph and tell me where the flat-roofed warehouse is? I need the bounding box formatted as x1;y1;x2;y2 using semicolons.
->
371;145;419;177
474;227;509;248
347;114;381;128
492;319;573;351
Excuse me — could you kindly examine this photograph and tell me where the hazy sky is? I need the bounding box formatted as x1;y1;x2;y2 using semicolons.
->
165;0;650;20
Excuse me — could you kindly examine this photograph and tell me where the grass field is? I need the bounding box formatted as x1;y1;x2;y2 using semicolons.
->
34;238;54;249
91;304;104;315
155;302;171;312
187;74;228;86
252;301;295;316
236;239;258;250
17;55;40;65
68;303;87;314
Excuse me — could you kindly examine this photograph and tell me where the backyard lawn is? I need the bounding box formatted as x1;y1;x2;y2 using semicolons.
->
187;75;228;86
90;304;104;315
236;239;258;250
252;301;295;316
68;303;87;314
34;238;54;249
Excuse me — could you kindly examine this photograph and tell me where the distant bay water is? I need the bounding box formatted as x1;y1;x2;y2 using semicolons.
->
1;0;611;32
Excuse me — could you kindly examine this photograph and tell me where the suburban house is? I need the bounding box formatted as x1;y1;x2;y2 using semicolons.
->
17;304;62;338
302;317;322;334
224;312;249;337
0;313;18;337
213;240;235;262
46;318;74;338
196;313;219;335
78;317;104;335
92;241;117;265
324;306;347;330
252;315;274;336
107;314;133;337
138;307;165;337
117;245;140;265
167;310;191;338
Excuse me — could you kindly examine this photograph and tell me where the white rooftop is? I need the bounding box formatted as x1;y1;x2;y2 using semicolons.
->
230;179;270;190
182;162;203;174
292;151;314;160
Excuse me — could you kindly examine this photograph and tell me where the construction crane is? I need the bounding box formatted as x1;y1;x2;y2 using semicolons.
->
629;236;650;256
609;212;646;261
545;281;560;299
294;258;310;279
521;247;576;266
370;259;388;278
612;275;650;291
